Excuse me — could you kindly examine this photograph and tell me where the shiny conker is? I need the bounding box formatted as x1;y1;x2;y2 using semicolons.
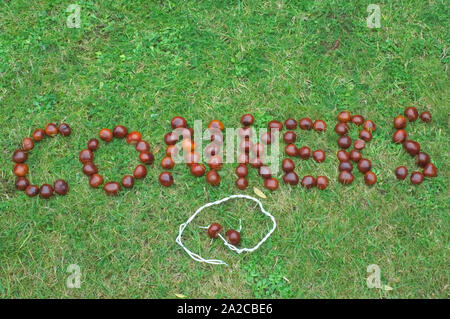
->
420;111;432;123
226;230;241;245
351;115;364;126
161;156;175;169
285;144;298;157
190;163;206;177
206;170;221;186
410;171;424;185
301;175;316;189
126;131;142;144
338;171;354;184
159;172;174;187
208;120;225;131
354;139;365;151
121;175;134;188
363;120;376;132
299;117;313;130
208;223;222;238
236;164;249;177
241;114;255;127
25;185;39;197
349;150;362;162
58;123;71;136
337;135;352;149
268;120;283;131
403;140;420;156
316;176;329;190
364;171;377;186
23;138;34;151
359;129;372;142
79;149;94;163
337;111;351;123
15;177;29;191
54;179;69;195
283;131;296;144
264;177;278;191
298;146;311;160
423;163;437;177
313;120;327;132
312;150;326;163
260;131;272;145
13;163;28;177
99;128;113;142
394;116;407;129
136;140;150;153
39;184;54;199
394;166;408;180
258;166;271;179
88;138;99;151
250;156;263;168
12;150;27;163
32;129;45;141
45;123;58;136
284;118;297;130
393;129;407;144
334;123;349;135
82;162;98;176
89;174;104;188
113;125;128;138
357;158;372;173
236;177;248;190
339;161;353;172
404;107;418;122
281;158;295;172
139;152;154;165
171;116;187;129
208;155;223;170
104;181;121;195
416;152;430;168
337;150;350;162
164;132;178;145
283;171;299;185
133;164;147;179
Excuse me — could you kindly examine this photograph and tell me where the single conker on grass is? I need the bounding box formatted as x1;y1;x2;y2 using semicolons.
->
39;184;54;199
82;162;98;176
161;156;175;169
113;125;128;138
236;164;249;177
190;163;206;177
268;120;283;131
283;171;299;185
282;158;295;172
298;146;311;160
337;150;350;162
357;158;372;173
354;139;365;151
88;138;100;151
349;150;362;162
351;115;364;126
312;150;326;163
25;185;39;197
241;114;255;127
135;140;150;153
284;118;297;130
171;116;187;129
133;164;147;179
258;166;271;179
79;149;94;163
299;117;313;130
283;131;296;144
285;144;298;157
423;163;437;177
394;166;408;180
15;177;29;191
404;107;419;122
410;171;424;185
316;176;329;190
226;230;241;245
339;161;353;172
208;223;222;238
359;129;372;142
334;123;349;135
139;152;154;165
208;155;223;170
164;132;178;145
89;174;104;188
338;171;354;184
337;111;351;123
12;150;27;163
23;138;34;151
32;129;45;141
416;152;430;168
337;135;352;149
206;170;221;186
58;123;71;136
236;177;248;190
208;120;225;131
403;140;420;156
363;120;376;132
121;175;134;188
301;175;316;189
13;163;28;177
264;177;279;191
364;171;377;186
393;129;407;144
104;181;121;195
126;131;142;144
394;115;407;129
99;128;113;142
260;131;272;145
420;111;432;123
45;123;58;136
313;120;327;132
159;172;174;187
54;179;69;195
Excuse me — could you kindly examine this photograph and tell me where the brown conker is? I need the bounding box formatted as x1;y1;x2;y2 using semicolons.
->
316;176;329;190
79;149;94;163
89;174;104;188
121;175;134;188
264;177;279;191
236;164;249;177
32;129;45;141
171;116;187;129
208;223;222;238
15;177;30;191
25;185;40;197
337;135;352;149
404;107;418;122
206;170;221;186
241;114;255;127
283;171;299;185
139;151;154;165
301;175;316;189
58;123;71;136
226;229;241;245
39;184;54;199
190;163;206;177
281;158;295;172
236;177;248;190
338;171;354;184
99;128;113;142
299;117;313;130
394;166;408;180
104;181;121;195
312;150;326;163
45;123;58;136
126;131;142;144
394;116;407;129
113;125;128;138
423;163;437;177
13;163;28;177
364;171;377;186
23;138;34;151
337;111;351;123
393;129;407;144
54;179;69;195
357;158;372;173
12;150;27;163
420;111;432;123
159;172;174;187
284;118;297;130
285;144;298;157
410;171;424;185
161;156;175;169
88;138;100;151
313;120;327;132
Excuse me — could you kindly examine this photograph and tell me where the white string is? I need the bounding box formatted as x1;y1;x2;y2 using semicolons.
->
175;194;277;266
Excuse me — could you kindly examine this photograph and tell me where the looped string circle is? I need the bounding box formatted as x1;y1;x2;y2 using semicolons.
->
176;194;277;266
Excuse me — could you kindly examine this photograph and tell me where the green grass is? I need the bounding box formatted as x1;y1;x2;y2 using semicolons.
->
0;0;449;298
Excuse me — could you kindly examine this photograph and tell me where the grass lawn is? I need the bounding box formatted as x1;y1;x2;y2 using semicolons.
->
0;0;448;298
